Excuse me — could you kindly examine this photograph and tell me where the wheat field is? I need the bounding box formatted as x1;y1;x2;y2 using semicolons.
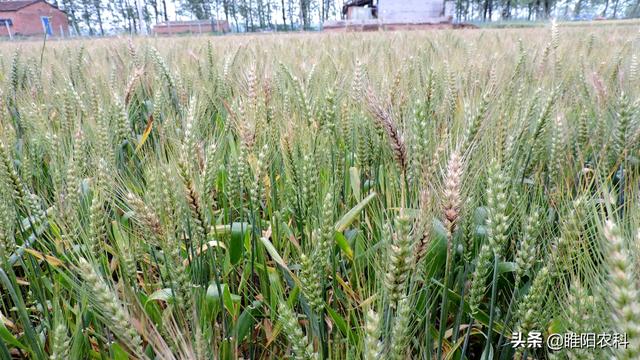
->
0;25;639;359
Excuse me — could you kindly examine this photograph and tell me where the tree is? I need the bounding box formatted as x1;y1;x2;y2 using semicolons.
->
574;0;585;16
93;0;105;35
482;0;492;20
629;0;640;17
146;0;160;23
238;0;252;30
230;0;240;31
502;0;512;19
182;0;208;19
80;0;94;35
299;0;310;29
281;0;288;29
59;0;81;35
288;0;296;29
162;0;169;21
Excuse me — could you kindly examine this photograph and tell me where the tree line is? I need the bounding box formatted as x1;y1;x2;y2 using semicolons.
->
52;0;339;35
457;0;640;21
50;0;640;35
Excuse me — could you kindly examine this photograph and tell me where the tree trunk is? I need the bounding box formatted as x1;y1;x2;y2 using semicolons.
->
203;1;212;19
232;0;240;31
265;0;272;28
502;0;511;19
248;0;254;31
93;0;105;35
281;0;287;30
464;0;470;20
243;0;249;31
135;0;147;34
147;0;158;23
81;0;94;35
288;0;294;29
300;0;304;29
126;0;138;33
117;0;131;32
573;0;583;16
300;0;309;29
223;0;230;22
488;0;493;20
61;0;81;34
255;0;263;28
632;0;640;17
543;0;551;18
161;0;168;21
612;0;620;17
482;0;489;21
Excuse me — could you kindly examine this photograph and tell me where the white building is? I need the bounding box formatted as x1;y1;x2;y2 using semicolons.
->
325;0;455;30
377;0;449;23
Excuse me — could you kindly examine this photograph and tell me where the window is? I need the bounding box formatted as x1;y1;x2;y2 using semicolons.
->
0;19;13;27
41;16;52;36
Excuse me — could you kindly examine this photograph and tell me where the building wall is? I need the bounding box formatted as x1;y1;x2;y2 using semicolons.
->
378;0;445;22
0;2;69;37
213;21;230;32
154;21;230;34
346;6;375;20
154;23;210;34
0;12;18;37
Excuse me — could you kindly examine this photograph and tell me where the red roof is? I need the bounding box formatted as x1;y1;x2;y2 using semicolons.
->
0;1;45;12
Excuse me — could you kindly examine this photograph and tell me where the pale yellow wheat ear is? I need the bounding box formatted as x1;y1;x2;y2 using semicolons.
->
442;149;464;238
124;66;144;106
550;19;559;51
364;87;407;174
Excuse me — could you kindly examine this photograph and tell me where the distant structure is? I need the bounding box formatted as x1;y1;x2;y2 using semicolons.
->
325;0;456;31
153;19;231;35
0;0;68;38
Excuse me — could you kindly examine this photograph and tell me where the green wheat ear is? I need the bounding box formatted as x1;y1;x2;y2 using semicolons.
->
468;242;493;314
514;208;541;287
389;296;412;360
277;303;318;360
0;191;15;263
516;265;551;338
364;307;382;360
77;258;143;356
604;220;640;360
385;213;413;307
299;252;324;312
485;159;509;258
49;317;70;360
